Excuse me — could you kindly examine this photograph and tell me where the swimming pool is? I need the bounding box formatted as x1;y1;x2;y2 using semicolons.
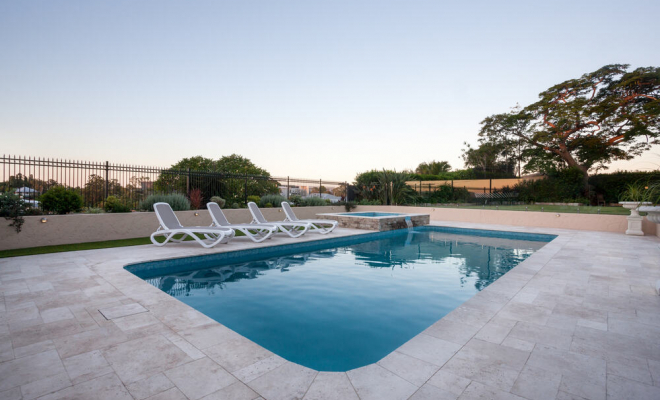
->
126;226;554;371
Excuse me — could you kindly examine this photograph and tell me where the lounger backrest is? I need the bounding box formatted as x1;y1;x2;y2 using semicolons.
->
153;202;183;230
247;202;268;224
207;202;230;226
281;202;299;221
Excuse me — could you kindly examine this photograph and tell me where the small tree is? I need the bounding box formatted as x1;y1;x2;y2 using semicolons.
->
0;192;28;233
188;189;203;209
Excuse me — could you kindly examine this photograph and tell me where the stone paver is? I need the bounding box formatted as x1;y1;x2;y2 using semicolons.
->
98;302;148;320
0;224;658;399
347;363;418;400
103;335;192;385
303;372;359;400
163;357;236;400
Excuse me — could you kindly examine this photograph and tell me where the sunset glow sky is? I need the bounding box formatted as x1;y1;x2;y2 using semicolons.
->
1;0;659;181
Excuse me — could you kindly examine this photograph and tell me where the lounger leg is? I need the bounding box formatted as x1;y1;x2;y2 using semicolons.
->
150;232;180;246
187;231;227;248
279;224;308;238
240;227;274;243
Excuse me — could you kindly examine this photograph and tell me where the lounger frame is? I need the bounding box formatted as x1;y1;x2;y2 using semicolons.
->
207;202;277;243
151;202;234;248
247;202;311;238
281;202;338;234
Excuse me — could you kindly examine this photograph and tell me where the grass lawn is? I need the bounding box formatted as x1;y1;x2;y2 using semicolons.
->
427;204;631;215
0;231;246;259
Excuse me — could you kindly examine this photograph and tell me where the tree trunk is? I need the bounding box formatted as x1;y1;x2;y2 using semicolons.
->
556;148;590;198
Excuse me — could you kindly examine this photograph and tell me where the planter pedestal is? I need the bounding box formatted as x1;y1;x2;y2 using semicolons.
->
639;206;660;224
625;215;644;236
621;202;651;236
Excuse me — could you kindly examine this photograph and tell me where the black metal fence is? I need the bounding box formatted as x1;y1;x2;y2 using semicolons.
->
0;155;350;209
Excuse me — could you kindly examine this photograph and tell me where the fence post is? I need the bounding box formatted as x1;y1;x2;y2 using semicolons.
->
287;176;290;200
186;168;190;194
104;161;109;200
319;179;322;198
244;173;248;205
489;178;492;194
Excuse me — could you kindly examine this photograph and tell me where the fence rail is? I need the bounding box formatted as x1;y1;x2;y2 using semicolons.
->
1;155;349;209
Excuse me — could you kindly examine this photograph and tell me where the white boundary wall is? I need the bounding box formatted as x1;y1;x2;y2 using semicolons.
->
1;205;657;251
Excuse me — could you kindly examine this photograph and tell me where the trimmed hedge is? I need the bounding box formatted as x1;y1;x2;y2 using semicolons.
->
139;193;191;211
590;171;660;204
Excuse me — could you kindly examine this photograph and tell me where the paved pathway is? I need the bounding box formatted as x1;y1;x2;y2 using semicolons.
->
0;223;659;400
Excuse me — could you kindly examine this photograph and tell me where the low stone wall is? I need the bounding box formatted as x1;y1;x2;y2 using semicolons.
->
353;205;659;237
0;206;343;251
318;213;430;231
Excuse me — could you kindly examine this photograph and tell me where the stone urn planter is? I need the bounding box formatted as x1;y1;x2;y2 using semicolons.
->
639;205;660;224
620;201;652;235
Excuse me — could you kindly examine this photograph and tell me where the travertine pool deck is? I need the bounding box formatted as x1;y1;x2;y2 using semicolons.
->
1;222;659;400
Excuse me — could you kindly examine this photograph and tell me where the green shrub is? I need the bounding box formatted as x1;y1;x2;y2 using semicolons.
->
139;193;191;212
302;197;327;207
40;186;83;214
358;199;382;206
104;196;132;213
418;184;471;204
343;201;357;212
259;194;285;208
247;195;261;204
231;202;239;209
264;202;273;208
514;168;584;203
288;195;303;206
209;196;226;208
0;192;28;233
82;207;104;214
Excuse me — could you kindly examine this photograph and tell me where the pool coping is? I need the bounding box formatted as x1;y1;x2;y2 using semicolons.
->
1;222;659;399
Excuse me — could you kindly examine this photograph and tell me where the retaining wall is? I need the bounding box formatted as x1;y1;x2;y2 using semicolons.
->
0;206;343;251
1;204;658;251
354;205;659;238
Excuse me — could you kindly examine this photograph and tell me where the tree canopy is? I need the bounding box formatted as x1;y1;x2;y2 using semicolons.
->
154;154;279;204
415;160;451;175
478;64;660;189
354;169;416;205
461;140;517;178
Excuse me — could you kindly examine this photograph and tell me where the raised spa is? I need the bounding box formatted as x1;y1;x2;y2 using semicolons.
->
317;211;430;231
126;226;554;371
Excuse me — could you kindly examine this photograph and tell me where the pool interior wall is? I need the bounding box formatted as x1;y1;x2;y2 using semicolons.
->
125;226;555;371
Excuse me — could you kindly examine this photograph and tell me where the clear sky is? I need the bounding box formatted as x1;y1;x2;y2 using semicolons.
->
1;0;659;181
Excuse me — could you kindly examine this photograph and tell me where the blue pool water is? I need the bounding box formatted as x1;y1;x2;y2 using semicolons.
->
339;212;403;217
126;226;553;371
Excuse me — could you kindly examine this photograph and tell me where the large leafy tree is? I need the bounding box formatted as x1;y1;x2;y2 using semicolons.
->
415;160;451;175
154;154;278;203
479;64;660;191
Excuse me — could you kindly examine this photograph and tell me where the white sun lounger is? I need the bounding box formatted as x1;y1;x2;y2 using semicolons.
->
151;202;234;248
207;202;277;243
247;202;311;238
281;202;338;234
